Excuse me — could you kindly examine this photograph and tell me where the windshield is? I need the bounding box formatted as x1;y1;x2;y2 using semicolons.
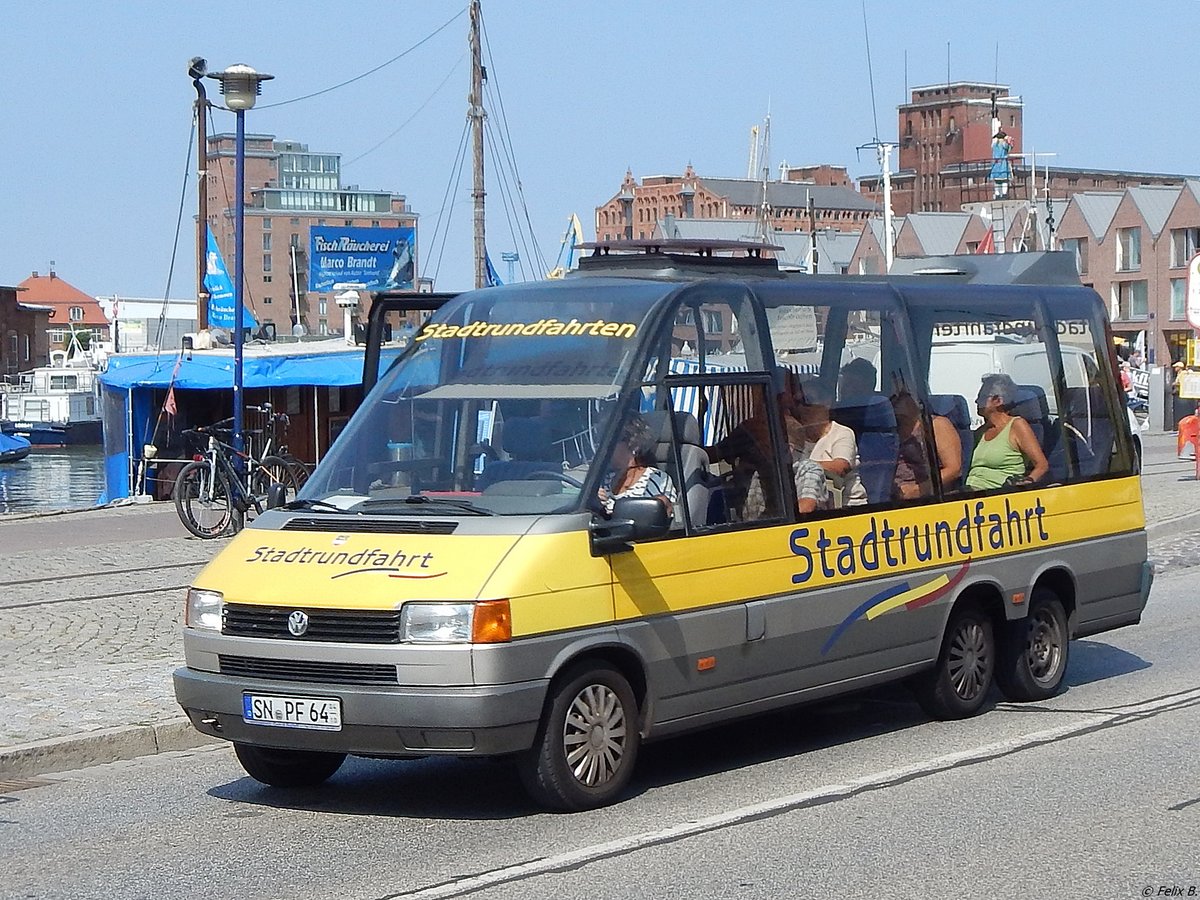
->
300;283;666;516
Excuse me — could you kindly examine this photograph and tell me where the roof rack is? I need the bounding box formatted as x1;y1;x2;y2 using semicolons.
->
575;238;785;278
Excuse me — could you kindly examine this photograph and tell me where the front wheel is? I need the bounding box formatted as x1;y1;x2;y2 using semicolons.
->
233;743;346;788
173;460;233;538
911;603;995;720
996;588;1069;702
520;664;640;811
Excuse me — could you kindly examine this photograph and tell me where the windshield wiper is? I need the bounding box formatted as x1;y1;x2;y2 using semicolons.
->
280;498;351;513
360;495;494;516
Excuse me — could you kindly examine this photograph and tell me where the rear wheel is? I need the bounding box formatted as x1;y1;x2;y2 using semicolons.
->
996;588;1069;702
233;743;346;788
281;453;311;488
912;603;995;720
173;460;233;538
520;664;640;811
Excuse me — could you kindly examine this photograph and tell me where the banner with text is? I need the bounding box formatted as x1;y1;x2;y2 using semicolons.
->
205;231;257;330
308;226;416;293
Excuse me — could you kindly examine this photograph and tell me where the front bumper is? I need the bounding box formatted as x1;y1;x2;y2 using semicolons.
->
173;666;547;756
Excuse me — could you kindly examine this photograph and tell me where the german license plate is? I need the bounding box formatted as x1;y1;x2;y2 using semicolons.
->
242;693;342;731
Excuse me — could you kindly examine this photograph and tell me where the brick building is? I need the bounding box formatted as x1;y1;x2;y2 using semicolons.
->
595;164;876;244
204;134;418;336
1057;183;1200;365
0;285;51;376
859;82;1189;217
13;270;108;358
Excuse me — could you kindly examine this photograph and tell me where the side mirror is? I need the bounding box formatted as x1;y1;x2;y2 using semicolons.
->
589;497;671;556
266;483;288;509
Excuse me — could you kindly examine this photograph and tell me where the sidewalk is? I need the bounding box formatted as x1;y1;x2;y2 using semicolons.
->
2;439;1199;779
0;502;227;776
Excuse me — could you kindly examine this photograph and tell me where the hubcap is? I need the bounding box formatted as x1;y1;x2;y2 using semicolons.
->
562;683;627;787
1027;607;1064;685
947;619;990;700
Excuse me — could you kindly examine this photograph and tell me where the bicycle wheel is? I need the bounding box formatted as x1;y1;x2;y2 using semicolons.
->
174;460;234;538
248;455;303;518
281;453;311;488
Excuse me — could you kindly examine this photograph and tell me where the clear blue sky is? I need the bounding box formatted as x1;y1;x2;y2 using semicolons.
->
2;0;1197;299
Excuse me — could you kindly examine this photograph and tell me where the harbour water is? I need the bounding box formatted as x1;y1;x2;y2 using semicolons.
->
0;445;107;515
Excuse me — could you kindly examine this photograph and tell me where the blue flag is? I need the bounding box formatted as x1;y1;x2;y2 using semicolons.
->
205;231;257;329
485;252;503;287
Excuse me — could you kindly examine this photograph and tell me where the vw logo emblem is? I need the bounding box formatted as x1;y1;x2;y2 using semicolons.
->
287;610;309;637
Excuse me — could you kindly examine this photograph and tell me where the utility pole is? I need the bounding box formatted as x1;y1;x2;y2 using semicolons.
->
469;0;486;289
807;196;819;274
189;57;210;330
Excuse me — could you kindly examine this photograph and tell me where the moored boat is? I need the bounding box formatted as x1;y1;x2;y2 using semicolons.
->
0;432;32;463
1;348;105;447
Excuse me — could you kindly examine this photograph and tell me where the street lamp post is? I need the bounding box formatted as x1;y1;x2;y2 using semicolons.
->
206;64;273;469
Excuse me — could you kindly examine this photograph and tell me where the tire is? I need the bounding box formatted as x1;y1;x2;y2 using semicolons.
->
173;460;234;539
249;455;302;517
281;453;311;488
912;603;996;720
996;588;1069;702
233;743;346;788
520;664;640;811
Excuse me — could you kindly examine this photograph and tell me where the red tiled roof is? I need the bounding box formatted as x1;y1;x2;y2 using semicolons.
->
16;273;109;327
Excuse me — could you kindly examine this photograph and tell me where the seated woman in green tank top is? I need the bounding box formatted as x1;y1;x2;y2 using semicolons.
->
965;374;1050;491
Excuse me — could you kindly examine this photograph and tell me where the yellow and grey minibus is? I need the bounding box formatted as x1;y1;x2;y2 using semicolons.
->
174;246;1151;810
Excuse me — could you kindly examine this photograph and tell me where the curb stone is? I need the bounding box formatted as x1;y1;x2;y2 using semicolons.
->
0;718;221;779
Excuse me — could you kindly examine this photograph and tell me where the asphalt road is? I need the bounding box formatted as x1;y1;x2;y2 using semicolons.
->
2;564;1195;900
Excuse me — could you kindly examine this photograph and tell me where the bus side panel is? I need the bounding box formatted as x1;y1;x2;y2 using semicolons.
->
1064;529;1150;636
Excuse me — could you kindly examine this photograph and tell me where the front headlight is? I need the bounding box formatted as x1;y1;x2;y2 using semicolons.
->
399;600;511;644
185;588;224;631
400;602;474;643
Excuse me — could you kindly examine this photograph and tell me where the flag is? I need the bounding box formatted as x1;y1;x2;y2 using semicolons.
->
205;231;257;330
976;228;995;255
164;386;177;417
485;252;503;287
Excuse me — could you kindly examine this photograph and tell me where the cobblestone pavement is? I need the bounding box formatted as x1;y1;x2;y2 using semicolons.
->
0;505;229;750
0;434;1198;761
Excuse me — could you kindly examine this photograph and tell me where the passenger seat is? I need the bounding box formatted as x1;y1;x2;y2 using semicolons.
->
645;410;712;528
928;394;973;489
832;396;899;505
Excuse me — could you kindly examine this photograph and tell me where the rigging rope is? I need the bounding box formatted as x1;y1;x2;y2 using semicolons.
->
343;53;466;168
257;9;465;110
429;120;472;285
152;107;197;360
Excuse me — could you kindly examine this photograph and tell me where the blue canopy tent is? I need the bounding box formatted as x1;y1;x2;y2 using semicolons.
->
97;344;405;501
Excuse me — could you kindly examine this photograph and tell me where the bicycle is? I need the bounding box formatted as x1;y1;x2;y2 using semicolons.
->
172;422;302;539
249;402;312;488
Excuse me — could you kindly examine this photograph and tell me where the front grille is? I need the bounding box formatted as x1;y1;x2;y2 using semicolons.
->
281;517;458;534
223;604;402;644
219;654;398;685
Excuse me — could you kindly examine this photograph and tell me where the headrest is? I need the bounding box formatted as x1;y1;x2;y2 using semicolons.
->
1011;385;1049;422
672;411;702;445
929;393;971;430
832;395;896;432
501;416;554;460
642;410;702;446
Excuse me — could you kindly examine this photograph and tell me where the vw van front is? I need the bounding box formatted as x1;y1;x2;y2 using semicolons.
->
173;278;675;807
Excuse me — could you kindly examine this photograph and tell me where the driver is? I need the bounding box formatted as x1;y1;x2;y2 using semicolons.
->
597;414;677;517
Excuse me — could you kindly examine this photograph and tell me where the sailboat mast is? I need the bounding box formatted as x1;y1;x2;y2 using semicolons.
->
469;0;486;289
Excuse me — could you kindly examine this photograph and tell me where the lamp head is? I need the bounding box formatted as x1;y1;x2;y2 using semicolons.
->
187;57;207;80
206;63;274;111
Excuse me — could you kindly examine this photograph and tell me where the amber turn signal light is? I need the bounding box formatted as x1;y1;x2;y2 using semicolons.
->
471;599;512;643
